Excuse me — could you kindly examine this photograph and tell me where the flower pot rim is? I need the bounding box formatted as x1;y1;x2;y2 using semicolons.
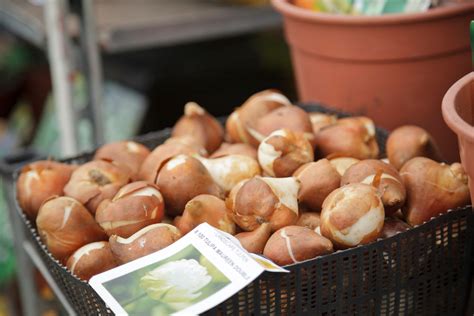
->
442;72;474;143
271;0;474;26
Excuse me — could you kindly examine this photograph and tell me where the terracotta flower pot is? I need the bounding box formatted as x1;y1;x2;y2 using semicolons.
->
272;0;474;162
442;71;474;202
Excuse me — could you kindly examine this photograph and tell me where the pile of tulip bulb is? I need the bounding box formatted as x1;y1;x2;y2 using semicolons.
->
16;90;470;281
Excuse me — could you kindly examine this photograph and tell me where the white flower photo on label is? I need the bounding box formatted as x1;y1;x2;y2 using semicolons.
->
140;259;211;307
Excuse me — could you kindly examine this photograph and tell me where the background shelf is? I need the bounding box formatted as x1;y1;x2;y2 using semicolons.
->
0;0;281;52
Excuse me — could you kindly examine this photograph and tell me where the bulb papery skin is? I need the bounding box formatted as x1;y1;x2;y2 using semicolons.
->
196;155;261;193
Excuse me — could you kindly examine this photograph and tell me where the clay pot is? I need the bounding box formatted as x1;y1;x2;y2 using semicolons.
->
272;0;474;162
442;72;474;202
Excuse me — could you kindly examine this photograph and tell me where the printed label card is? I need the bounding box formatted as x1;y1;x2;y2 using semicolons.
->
90;223;287;315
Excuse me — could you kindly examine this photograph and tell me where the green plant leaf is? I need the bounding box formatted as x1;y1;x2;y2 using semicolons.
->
470;21;474;67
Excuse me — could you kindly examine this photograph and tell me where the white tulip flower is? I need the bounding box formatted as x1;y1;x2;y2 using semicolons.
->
140;259;212;306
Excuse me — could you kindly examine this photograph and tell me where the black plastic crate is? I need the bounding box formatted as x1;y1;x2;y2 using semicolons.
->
7;104;474;315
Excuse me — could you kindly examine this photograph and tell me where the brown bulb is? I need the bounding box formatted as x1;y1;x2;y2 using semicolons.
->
341;159;406;216
255;105;314;145
400;157;469;225
258;129;314;177
226;176;300;232
293;159;341;212
210;143;257;160
64;160;130;214
95;181;165;237
156;155;223;216
196;154;261;193
66;241;118;281
36;196;107;263
226;90;291;147
175;195;235;235
387;125;443;170
263;226;333;266
235;222;272;254
138;141;202;183
94;141;150;180
320;183;384;249
315;117;379;159
16;160;75;220
309;112;337;133
109;223;181;264
172;102;224;154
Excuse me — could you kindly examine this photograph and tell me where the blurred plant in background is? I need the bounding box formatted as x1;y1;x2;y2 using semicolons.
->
221;0;270;5
292;0;461;15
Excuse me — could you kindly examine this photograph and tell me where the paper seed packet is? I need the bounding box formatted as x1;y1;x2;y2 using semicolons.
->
90;223;287;315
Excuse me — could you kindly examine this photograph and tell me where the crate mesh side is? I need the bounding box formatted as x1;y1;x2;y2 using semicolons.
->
207;207;473;315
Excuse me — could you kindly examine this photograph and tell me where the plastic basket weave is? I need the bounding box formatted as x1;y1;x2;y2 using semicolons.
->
10;104;474;315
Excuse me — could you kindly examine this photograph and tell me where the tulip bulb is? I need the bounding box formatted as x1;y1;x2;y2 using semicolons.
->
109;223;181;264
156;155;223;216
210;143;257;160
196;154;261;193
400;157;470;226
387;125;443;170
94;141;150;180
293;159;341;212
95;181;165;237
175;195;235;235
66;241;118;281
255;105;315;145
138;141;201;183
320;183;384;249
258;129;314;177
226;176;300;232
329;157;360;176
315;117;379;159
263;226;333;266
165;136;208;156
381;217;411;239
64;160;130;214
226;90;291;147
235;222;272;254
341;159;406;215
16;160;75;220
309;112;337;133
36;196;107;263
295;212;321;232
172;102;224;154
